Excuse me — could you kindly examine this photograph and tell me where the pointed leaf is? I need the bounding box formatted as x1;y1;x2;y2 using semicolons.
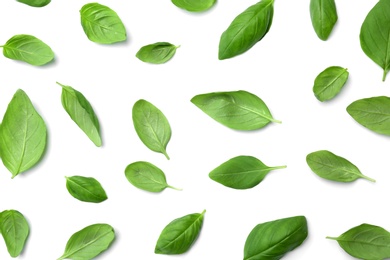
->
209;155;286;189
155;210;205;255
313;66;348;102
0;89;47;177
171;0;216;12
0;210;29;257
132;99;171;159
58;82;102;147
58;223;115;260
66;176;108;203
136;42;179;64
310;0;338;41
191;90;280;130
17;0;50;7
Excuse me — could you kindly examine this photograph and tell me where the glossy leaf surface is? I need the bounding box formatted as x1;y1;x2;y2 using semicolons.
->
310;0;338;40
171;0;216;12
66;176;108;203
0;210;29;258
313;66;348;101
17;0;50;7
136;42;179;64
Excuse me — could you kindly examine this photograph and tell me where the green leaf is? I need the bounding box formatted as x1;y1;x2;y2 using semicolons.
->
360;0;390;81
17;0;50;7
57;82;102;147
132;99;171;159
65;176;108;203
136;42;179;64
155;210;205;255
171;0;216;12
244;216;308;260
191;90;281;131
124;161;180;192
80;3;127;44
347;96;390;136
0;210;29;258
209;156;286;189
310;0;338;41
313;66;348;102
58;223;115;260
218;0;274;60
306;150;375;183
1;34;54;66
0;89;47;178
327;224;390;259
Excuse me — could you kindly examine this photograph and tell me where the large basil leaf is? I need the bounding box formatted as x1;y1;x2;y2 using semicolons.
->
327;224;390;259
80;3;127;44
1;34;54;66
209;155;286;189
219;0;274;60
136;42;179;64
171;0;216;12
191;90;281;130
58;223;115;260
313;66;348;102
17;0;50;7
132;99;171;159
155;210;205;255
306;150;375;183
360;0;390;81
310;0;338;41
66;176;108;203
0;210;29;258
58;82;102;147
125;161;180;192
347;96;390;136
0;89;47;178
244;216;308;260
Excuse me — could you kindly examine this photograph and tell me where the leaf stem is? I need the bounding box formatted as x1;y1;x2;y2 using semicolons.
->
270;118;282;124
326;236;338;240
201;209;206;215
0;45;3;48
162;150;170;160
56;81;66;88
361;174;376;183
383;70;388;82
270;165;287;170
175;45;181;49
167;185;182;191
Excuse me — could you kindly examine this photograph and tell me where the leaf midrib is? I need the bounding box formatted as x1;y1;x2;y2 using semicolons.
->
67;178;105;200
3;45;51;58
81;10;125;36
315;69;347;97
212;168;270;177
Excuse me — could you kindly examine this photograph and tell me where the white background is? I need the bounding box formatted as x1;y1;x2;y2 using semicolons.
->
0;0;389;259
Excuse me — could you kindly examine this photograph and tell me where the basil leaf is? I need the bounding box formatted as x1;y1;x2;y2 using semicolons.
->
136;42;179;64
80;3;127;44
0;89;47;178
0;210;29;257
1;34;54;66
171;0;216;12
191;90;281;130
347;96;390;136
360;0;390;81
310;0;338;41
155;210;205;255
209;155;286;189
65;176;108;203
306;150;375;183
218;0;274;60
58;223;115;260
132;99;171;159
57;82;102;147
125;161;181;192
313;66;348;102
327;224;390;259
17;0;50;7
244;216;308;260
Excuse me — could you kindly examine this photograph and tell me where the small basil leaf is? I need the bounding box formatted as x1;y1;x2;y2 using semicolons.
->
65;176;108;203
327;224;390;259
219;0;274;60
125;161;181;192
244;216;308;260
313;66;348;102
80;3;127;44
155;210;205;255
347;96;390;136
0;210;29;257
360;0;390;81
57;82;102;147
1;34;54;66
0;89;47;178
171;0;216;12
136;42;179;64
17;0;50;7
306;150;375;183
209;156;286;189
191;90;281;130
310;0;338;41
132;99;171;159
58;223;115;260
